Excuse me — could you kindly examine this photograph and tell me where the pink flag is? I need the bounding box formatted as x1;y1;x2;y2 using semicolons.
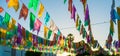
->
33;19;42;34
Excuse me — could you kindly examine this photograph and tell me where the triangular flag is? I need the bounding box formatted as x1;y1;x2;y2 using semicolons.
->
19;4;28;20
44;26;48;38
3;12;10;26
84;4;90;26
33;19;42;35
47;29;52;39
76;14;79;28
8;0;19;11
110;9;118;24
17;23;22;44
64;0;67;4
80;0;87;13
117;20;120;40
38;3;44;18
7;18;16;31
83;27;86;38
6;0;9;3
49;19;58;33
44;12;50;25
117;7;120;20
30;12;35;30
68;0;72;14
22;27;26;38
109;19;114;36
0;7;4;13
71;5;76;22
77;20;82;31
0;28;7;38
28;0;39;11
80;25;84;35
0;15;4;26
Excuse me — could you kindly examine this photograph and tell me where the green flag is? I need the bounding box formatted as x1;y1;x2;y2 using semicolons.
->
3;12;10;26
26;30;29;39
28;0;39;11
64;0;67;4
83;28;86;38
30;12;35;30
47;30;52;39
77;20;82;31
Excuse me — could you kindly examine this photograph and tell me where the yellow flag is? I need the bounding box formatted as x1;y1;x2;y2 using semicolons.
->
8;0;19;11
29;33;33;42
76;14;79;28
60;38;64;47
38;3;44;18
0;28;7;38
7;18;16;31
118;20;120;40
44;26;48;38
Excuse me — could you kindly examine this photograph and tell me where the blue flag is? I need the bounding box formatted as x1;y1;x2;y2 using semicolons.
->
44;12;50;25
0;15;4;26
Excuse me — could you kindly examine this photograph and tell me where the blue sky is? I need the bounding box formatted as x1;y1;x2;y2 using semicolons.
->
0;0;120;47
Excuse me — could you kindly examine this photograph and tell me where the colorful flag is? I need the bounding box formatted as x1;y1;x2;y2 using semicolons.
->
22;27;26;38
76;14;79;28
49;20;58;33
110;9;118;24
6;0;9;3
118;20;120;40
110;19;114;36
83;27;86;38
7;18;16;31
71;5;76;22
117;7;120;20
28;0;39;11
80;0;87;13
64;0;67;4
84;5;90;26
30;12;35;30
68;0;72;14
0;7;4;13
80;25;84;35
44;12;50;25
17;23;22;44
0;28;7;38
8;0;19;11
38;3;44;18
47;30;52;39
0;15;4;26
3;12;10;26
19;4;28;20
44;26;48;38
33;19;42;34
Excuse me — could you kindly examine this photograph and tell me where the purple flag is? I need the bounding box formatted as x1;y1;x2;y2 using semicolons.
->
71;5;76;22
84;4;90;26
17;23;22;44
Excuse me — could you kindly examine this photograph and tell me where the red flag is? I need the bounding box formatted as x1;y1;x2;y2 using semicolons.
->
19;4;28;20
68;0;72;14
0;7;4;13
80;25;84;35
80;0;87;13
22;27;26;38
33;19;42;35
6;0;9;3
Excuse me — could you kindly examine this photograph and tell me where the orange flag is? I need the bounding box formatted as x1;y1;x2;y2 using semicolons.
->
0;7;4;13
19;4;28;20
